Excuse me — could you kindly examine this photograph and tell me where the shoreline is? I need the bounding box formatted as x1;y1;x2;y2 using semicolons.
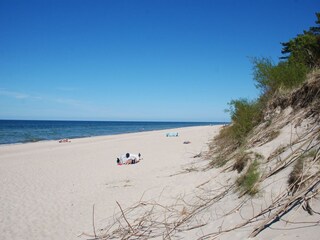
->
0;125;220;148
0;121;226;146
0;125;222;240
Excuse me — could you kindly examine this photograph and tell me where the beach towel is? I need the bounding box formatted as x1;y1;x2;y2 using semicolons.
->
166;132;179;137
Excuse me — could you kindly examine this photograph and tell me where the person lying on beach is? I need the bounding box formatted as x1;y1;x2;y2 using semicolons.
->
59;138;71;143
117;153;142;165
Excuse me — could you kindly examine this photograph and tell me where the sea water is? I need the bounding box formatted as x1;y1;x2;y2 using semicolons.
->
0;120;225;145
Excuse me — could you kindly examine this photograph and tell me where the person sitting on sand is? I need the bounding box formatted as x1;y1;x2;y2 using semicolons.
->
117;153;142;165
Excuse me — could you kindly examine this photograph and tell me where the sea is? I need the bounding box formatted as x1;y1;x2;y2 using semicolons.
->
0;120;225;145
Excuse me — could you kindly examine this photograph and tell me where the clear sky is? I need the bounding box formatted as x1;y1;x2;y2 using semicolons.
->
0;0;319;122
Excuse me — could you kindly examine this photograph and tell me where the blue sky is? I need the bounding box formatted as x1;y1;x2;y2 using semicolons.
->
0;0;318;122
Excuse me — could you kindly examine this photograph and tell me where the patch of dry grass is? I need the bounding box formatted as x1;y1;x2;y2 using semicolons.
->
233;151;250;173
288;149;317;194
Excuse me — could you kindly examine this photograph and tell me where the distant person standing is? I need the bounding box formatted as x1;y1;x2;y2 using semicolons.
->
117;153;142;165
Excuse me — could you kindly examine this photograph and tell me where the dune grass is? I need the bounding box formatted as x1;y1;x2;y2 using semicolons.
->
236;160;260;196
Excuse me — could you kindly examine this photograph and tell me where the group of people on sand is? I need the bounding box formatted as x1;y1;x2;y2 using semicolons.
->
117;153;142;165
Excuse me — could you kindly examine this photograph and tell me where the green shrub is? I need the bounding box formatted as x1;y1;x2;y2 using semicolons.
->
270;61;308;90
227;98;263;143
237;160;260;196
252;57;308;94
252;57;274;93
281;12;320;69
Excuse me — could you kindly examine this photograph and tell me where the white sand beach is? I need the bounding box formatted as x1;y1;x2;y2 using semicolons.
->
2;123;319;240
0;125;221;240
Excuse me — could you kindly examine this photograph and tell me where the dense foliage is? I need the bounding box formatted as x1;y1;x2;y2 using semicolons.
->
227;99;262;142
252;57;308;94
281;12;320;69
226;12;320;145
